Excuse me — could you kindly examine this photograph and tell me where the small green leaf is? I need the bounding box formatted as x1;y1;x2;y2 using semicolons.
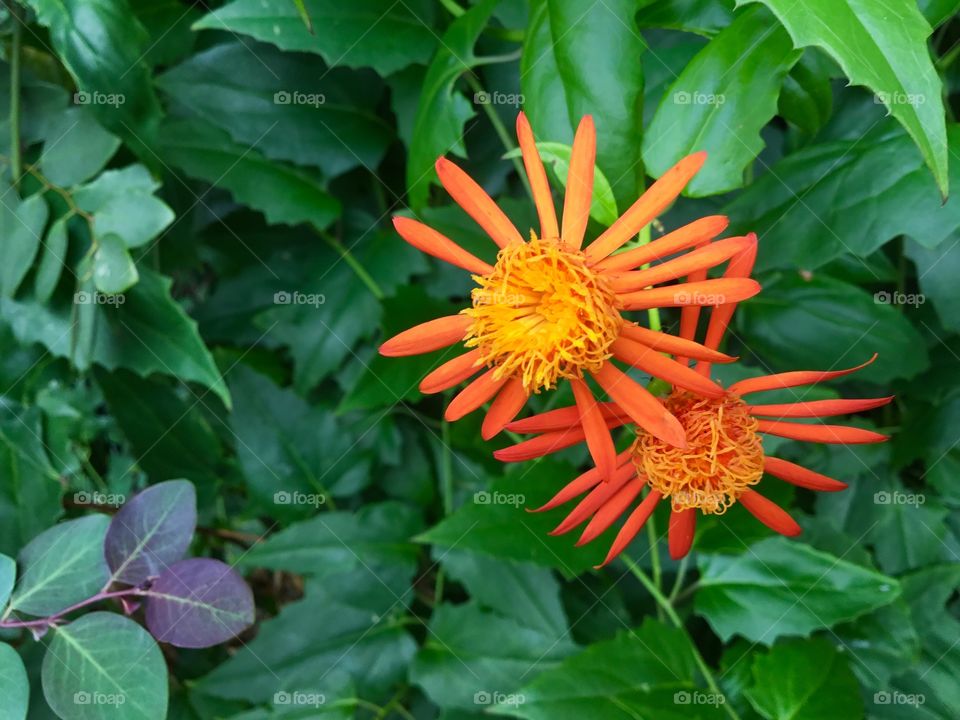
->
74;165;175;249
0;643;29;720
93;234;139;295
39;107;120;187
34;215;68;303
0;193;49;297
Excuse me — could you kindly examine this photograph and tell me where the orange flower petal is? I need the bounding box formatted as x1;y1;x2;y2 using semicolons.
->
571;378;619;482
668;508;697;560
506;402;630;434
445;369;509;422
516;112;559;240
764;456;847;492
739;489;802;536
592;362;687;448
748;396;894;419
608;235;754;293
392;216;494;275
561;116;596;250
530;450;632;513
494;427;587;462
379;315;471;357
595;490;662;568
419;349;484;394
586;152;707;264
594;215;729;273
481;377;529;440
550;463;637;536
619;278;761;311
675;238;712;364
618;324;735;364
728;355;878;396
756;419;888;444
576;478;647;546
611;338;725;399
435;157;524;248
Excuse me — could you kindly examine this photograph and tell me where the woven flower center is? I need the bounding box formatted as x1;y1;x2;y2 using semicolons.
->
633;390;764;514
462;235;622;393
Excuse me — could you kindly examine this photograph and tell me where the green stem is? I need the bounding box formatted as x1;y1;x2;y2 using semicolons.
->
321;233;385;301
438;0;465;17
624;558;741;720
668;554;689;603
434;405;454;604
7;0;22;190
645;511;663;621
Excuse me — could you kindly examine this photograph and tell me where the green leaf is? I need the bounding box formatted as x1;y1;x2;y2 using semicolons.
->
834;599;920;688
0;554;14;610
25;0;163;156
193;0;437;75
778;50;834;137
496;619;716;720
744;639;863;720
157;41;392;177
159;118;340;231
906;237;960;333
10;515;110;617
0;192;49;298
93;234;139;295
74;165;175;249
33;215;68;303
42;612;168;720
738;0;949;196
728;124;960;271
39;107;120;187
406;0;500;209
521;0;646;208
637;0;736;35
0;643;29;720
918;0;960;27
503;142;617;225
737;273;928;383
695;537;901;643
644;6;801;196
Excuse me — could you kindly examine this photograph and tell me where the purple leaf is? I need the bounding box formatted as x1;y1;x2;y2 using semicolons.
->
144;558;254;648
104;480;197;586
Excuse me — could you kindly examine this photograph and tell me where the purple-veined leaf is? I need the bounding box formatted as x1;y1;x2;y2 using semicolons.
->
144;559;254;648
104;480;197;586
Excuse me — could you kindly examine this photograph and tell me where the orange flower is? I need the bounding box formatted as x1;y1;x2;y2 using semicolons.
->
380;112;761;475
496;245;892;563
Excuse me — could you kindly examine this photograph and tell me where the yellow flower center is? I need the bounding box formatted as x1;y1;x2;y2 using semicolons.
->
462;235;622;393
633;390;764;514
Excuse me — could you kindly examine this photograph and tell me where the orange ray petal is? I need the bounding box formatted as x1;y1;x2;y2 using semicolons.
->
420;349;484;394
739;489;802;536
668;508;697;560
435;157;524;248
506;402;630;434
608;235;754;293
481;377;529;439
592;362;687;448
550;463;637;535
595;490;662;568
586;152;707;264
619;278;761;311
756;420;888;444
571;378;618;482
445;369;509;422
728;355;878;396
764;456;847;492
379;315;471;357
611;338;724;398
561;115;596;250
516;112;559;240
618;324;735;364
594;215;729;273
748;396;894;419
494;427;586;462
392;216;494;275
530;450;632;513
675;237;712;364
576;478;647;546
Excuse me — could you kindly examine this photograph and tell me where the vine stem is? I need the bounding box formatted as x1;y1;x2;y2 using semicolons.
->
321;232;385;301
623;558;741;720
0;588;141;629
434;402;454;604
6;0;22;189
